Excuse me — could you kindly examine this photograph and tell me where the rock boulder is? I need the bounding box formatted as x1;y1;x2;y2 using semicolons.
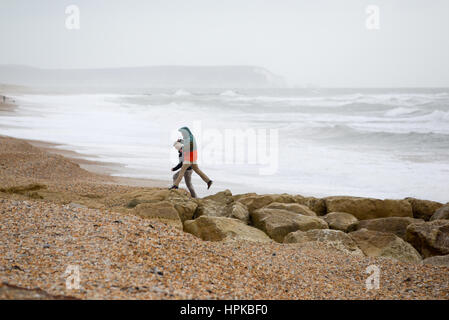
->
264;202;316;216
405;220;449;258
251;208;328;242
325;196;413;220
195;197;250;224
430;204;449;221
422;255;449;267
405;198;443;221
323;212;358;232
355;217;424;240
203;189;234;205
284;229;363;256
183;216;272;242
349;229;422;263
237;194;295;213
294;196;327;216
168;192;198;222
133;201;183;229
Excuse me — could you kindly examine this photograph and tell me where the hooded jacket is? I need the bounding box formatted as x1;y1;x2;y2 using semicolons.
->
178;127;198;163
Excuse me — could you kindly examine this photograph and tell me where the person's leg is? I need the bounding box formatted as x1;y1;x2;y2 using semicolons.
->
183;170;197;198
190;164;210;183
172;171;180;184
173;163;190;186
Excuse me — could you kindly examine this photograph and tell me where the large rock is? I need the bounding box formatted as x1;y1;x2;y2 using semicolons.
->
349;229;422;263
293;196;327;216
237;194;295;213
405;198;443;221
195;199;227;218
430;204;449;221
251;208;328;242
284;229;363;256
203;189;234;205
356;217;424;240
264;202;316;216
229;202;250;223
232;192;257;202
133;201;183;229
405;220;449;258
120;189;170;207
183;216;272;242
168;192;198;222
422;255;449;267
195;197;250;224
325;196;413;220
323;212;358;232
119;188;197;222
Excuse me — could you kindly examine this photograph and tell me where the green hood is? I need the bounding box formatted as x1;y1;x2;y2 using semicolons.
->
179;127;194;141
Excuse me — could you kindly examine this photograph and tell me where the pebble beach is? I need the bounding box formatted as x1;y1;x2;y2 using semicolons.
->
0;135;448;300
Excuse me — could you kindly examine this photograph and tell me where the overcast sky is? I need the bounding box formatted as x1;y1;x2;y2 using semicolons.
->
1;0;448;87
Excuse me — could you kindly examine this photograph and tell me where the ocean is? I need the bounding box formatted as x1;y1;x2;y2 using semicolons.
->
1;88;448;202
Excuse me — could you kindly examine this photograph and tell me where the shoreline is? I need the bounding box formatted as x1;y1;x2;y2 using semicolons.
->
23;138;170;188
0;109;448;300
0;90;169;189
0;133;170;189
1;90;449;202
1;89;448;202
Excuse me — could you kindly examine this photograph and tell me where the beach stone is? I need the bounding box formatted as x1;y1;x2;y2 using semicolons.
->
405;198;443;221
430;204;449;221
120;189;197;222
183;216;271;242
264;202;316;216
237;194;295;213
323;212;358;232
203;189;234;205
120;189;170;206
229;202;250;224
231;192;257;202
133;201;182;230
284;229;363;256
171;200;197;222
195;199;227;218
349;229;422;263
195;198;250;224
294;196;327;216
167;193;198;222
251;208;328;242
405;220;449;258
325;196;413;220
356;217;424;240
422;254;449;267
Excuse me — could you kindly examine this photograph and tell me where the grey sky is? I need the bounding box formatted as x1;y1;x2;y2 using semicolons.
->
1;0;448;87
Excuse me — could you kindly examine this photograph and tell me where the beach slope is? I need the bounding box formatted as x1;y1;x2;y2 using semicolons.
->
0;136;448;299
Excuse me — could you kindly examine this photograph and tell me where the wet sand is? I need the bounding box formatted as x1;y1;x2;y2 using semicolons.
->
0;92;169;188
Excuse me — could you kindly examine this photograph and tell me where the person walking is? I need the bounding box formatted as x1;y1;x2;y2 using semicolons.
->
171;139;197;198
169;126;213;191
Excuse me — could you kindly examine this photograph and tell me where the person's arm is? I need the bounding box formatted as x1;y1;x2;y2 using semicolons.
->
172;161;183;171
172;150;184;171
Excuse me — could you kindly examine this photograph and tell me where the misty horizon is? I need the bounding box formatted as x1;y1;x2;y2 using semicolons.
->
1;0;449;87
